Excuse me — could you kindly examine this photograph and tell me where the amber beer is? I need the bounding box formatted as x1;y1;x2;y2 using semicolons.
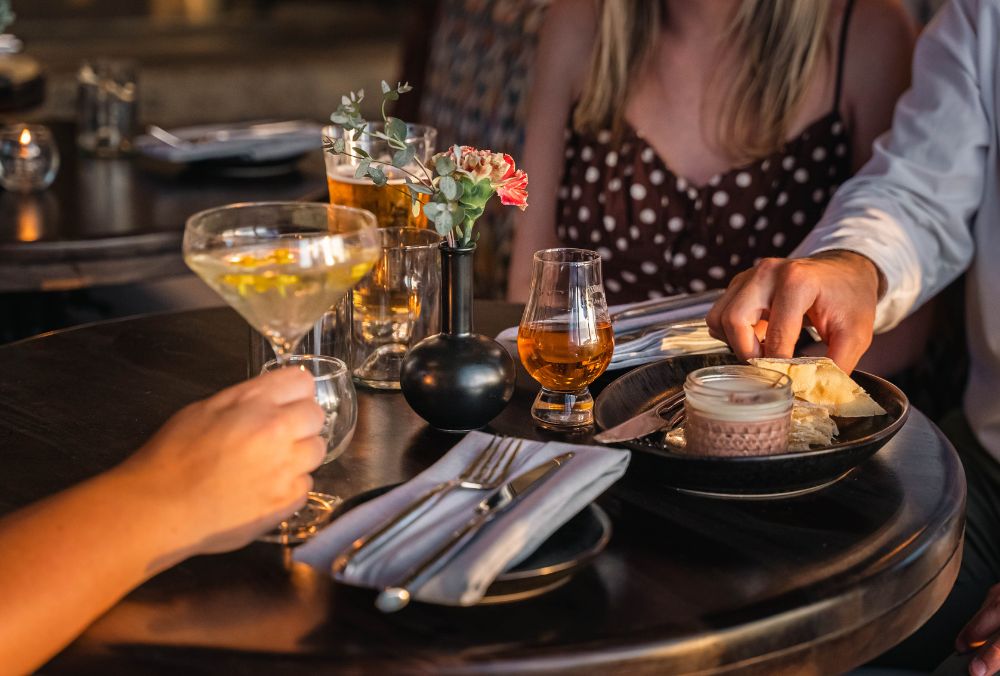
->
517;320;615;392
327;165;429;229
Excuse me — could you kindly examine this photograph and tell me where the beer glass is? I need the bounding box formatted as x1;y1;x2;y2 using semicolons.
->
323;122;437;229
517;249;614;429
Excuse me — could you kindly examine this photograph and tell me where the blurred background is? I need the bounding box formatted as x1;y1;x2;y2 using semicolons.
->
0;0;944;344
18;1;411;127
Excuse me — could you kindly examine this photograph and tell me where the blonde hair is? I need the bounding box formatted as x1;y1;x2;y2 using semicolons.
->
573;1;833;161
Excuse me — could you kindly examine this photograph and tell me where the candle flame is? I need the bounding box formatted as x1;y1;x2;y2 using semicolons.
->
19;128;31;145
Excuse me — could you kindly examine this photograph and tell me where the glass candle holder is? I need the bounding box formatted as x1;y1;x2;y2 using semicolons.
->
0;124;59;192
683;365;793;456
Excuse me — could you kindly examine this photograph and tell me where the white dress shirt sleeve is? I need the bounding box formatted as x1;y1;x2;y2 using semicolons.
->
792;0;989;332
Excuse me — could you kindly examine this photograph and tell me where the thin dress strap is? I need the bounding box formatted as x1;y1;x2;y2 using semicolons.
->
833;0;856;113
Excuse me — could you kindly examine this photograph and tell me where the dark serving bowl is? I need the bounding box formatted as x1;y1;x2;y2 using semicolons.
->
593;354;910;498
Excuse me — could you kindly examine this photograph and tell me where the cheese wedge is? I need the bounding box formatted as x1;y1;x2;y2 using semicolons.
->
749;356;887;417
788;400;839;450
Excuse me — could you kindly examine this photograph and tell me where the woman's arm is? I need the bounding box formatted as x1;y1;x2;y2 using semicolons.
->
0;368;325;675
841;0;917;171
507;0;596;302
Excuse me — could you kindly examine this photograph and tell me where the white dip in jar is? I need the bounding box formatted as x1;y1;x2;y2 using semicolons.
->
683;365;793;456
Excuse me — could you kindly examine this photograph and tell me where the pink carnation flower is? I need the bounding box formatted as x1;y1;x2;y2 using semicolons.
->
497;169;528;210
433;146;529;210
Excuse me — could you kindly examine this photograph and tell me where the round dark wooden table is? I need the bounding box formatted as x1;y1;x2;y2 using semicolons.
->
0;303;965;675
0;121;326;293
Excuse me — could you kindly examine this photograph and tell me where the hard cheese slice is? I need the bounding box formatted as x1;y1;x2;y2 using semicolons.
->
749;356;887;417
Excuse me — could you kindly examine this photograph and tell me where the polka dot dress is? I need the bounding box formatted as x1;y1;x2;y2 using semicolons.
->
556;113;852;303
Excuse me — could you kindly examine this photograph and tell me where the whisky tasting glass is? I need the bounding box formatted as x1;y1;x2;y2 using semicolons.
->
517;248;614;429
261;355;357;543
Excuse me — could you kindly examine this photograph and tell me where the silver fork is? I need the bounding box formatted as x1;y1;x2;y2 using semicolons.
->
331;437;523;574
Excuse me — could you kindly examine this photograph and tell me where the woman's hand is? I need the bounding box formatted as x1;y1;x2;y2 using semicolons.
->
115;367;327;556
0;367;327;675
957;585;1000;675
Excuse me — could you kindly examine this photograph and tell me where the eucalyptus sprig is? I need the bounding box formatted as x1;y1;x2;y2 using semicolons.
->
325;81;528;248
0;1;13;35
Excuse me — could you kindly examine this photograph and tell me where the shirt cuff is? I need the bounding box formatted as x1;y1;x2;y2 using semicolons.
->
791;211;923;333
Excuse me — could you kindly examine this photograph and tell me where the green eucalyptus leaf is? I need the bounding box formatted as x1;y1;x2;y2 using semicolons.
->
433;209;453;235
386;117;407;143
332;138;346;154
352;146;370;159
354;159;371;179
398;82;413;94
385;90;399;102
330;112;349;125
408;183;434;195
423;202;442;218
341;95;351;106
356;88;364;101
440;175;458;201
369;166;387;186
353;128;363;141
411;200;421;218
435;156;456;176
381;80;391;94
392;143;416;168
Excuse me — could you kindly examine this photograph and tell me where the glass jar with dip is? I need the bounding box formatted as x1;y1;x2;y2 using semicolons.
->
683;365;793;456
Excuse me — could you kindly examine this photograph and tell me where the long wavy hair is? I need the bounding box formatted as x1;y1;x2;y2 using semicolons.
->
573;0;833;161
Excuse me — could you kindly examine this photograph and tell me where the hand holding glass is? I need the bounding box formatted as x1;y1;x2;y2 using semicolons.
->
183;202;379;541
260;355;357;543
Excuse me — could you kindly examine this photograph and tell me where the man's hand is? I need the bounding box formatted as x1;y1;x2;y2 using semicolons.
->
957;585;1000;675
705;251;881;373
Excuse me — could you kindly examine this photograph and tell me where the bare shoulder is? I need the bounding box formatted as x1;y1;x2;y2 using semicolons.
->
542;0;598;43
536;0;598;95
839;0;917;109
846;0;917;47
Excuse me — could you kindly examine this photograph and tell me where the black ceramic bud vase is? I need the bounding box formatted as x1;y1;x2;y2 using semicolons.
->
400;243;516;432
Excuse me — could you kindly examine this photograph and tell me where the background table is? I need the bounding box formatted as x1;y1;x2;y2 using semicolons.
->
0;303;965;674
0;121;326;293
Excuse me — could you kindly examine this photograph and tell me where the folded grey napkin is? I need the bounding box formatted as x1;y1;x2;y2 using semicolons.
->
294;431;630;606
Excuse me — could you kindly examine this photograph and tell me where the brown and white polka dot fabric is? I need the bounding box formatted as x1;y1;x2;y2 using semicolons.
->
556;113;852;303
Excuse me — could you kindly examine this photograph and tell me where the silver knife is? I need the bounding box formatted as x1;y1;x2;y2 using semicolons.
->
373;451;575;613
593;391;685;444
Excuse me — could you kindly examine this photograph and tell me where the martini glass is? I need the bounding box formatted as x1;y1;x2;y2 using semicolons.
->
184;202;379;541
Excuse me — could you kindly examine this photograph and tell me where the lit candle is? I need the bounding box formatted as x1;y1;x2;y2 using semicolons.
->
17;127;31;159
